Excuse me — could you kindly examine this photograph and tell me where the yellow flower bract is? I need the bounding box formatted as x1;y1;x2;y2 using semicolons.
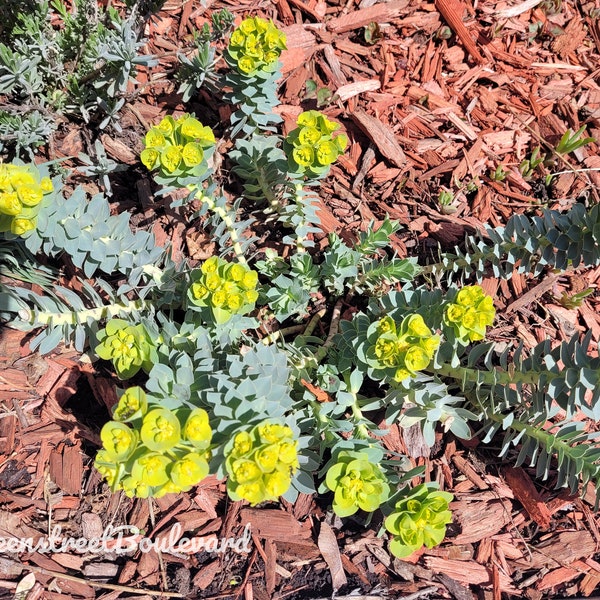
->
188;257;260;324
225;421;299;505
140;114;215;180
0;162;53;237
227;17;286;75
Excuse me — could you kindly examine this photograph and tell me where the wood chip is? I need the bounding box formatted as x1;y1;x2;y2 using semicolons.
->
239;508;314;545
514;530;596;569
351;110;406;168
434;0;485;64
317;522;347;591
450;498;513;544
327;0;410;33
336;79;381;101
503;467;552;529
424;557;517;592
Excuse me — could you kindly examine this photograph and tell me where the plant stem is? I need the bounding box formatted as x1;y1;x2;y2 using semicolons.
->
28;298;148;326
294;183;308;253
261;309;325;345
313;299;344;364
195;191;247;265
350;396;370;439
432;361;545;386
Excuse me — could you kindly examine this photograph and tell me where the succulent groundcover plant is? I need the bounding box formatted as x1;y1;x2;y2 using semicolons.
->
3;9;600;563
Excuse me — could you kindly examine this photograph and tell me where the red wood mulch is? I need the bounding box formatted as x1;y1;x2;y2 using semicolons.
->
2;0;600;597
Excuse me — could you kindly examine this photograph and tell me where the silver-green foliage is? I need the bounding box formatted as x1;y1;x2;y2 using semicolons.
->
78;140;129;196
175;9;233;102
436;203;600;279
0;110;56;158
0;0;156;150
6;7;600;514
25;186;163;278
6;276;151;353
224;67;283;137
337;277;600;503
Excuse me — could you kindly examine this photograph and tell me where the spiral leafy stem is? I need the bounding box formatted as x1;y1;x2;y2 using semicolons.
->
193;189;247;265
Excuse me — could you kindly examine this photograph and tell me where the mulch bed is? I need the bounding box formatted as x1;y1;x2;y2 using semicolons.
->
2;0;600;597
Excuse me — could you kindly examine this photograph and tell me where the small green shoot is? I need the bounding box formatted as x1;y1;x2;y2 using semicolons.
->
555;126;595;155
557;287;594;309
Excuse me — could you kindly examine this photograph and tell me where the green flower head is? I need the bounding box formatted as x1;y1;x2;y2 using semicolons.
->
140;148;159;170
325;451;389;517
113;386;148;422
160;145;182;173
255;444;280;472
231;431;253;458
0;162;54;238
285;111;346;176
444;285;495;343
141;114;215;184
157;115;176;136
121;476;153;499
131;452;171;487
0;193;22;216
181;408;212;450
94;450;121;489
180;116;212;142
100;421;138;462
145;128;166;149
95;319;156;380
187;257;259;324
384;484;453;558
141;408;181;452
182;142;204;168
225;421;299;505
367;314;439;381
169;453;209;489
227;17;286;75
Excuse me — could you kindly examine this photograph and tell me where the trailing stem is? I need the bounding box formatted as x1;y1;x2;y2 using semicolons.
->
195;190;247;265
27;297;149;326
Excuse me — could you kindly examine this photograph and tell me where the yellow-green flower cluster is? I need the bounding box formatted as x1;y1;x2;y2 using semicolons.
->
367;314;440;382
226;17;287;75
225;422;299;505
444;285;495;343
95;319;157;380
384;484;453;558
0;163;53;237
187;256;259;324
94;387;213;498
140;114;215;181
284;111;348;177
325;451;389;517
